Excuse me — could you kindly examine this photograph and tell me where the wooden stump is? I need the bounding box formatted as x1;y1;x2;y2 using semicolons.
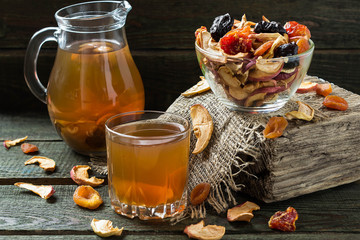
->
240;77;360;202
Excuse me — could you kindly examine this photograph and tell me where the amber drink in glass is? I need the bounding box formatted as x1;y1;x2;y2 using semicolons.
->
105;111;190;220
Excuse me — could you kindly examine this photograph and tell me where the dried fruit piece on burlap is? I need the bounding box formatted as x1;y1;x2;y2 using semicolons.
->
296;82;317;93
70;165;104;187
3;136;28;149
24;156;56;172
91;219;123;237
227;201;260;222
182;76;211;97
316;83;332;97
285;101;314;121
21;143;39;154
14;182;55;199
73;185;103;209
323;95;348;111
184;220;225;240
190;104;214;154
263;116;288;138
190;182;211;206
268;206;298;232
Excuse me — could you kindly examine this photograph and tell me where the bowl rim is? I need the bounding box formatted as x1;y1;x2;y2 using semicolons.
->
195;38;315;61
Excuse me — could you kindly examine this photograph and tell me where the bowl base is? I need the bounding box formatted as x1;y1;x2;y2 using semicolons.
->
220;97;288;114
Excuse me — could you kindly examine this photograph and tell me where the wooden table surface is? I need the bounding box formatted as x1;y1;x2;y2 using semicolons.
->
0;111;359;239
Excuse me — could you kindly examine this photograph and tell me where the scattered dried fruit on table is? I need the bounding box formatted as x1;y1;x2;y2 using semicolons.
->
323;95;348;111
182;76;211;97
227;201;260;222
14;182;55;199
70;165;104;187
190;182;211;206
73;185;103;209
190;104;214;154
3;136;28;149
316;83;332;97
268;206;298;232
285;101;314;121
184;220;225;240
296;82;318;93
24;156;56;172
91;219;123;237
263;116;288;138
21;143;39;154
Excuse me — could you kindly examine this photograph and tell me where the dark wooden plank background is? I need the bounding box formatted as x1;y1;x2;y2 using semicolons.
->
1;0;360;112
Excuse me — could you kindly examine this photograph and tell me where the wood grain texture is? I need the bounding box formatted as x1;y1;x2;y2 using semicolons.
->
1;49;359;111
0;0;359;49
1;182;359;233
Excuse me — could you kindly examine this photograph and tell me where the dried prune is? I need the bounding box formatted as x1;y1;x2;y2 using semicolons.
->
210;13;234;42
254;21;286;35
274;43;299;69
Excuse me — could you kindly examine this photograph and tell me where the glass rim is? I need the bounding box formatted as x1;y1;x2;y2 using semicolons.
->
105;110;190;140
195;38;315;61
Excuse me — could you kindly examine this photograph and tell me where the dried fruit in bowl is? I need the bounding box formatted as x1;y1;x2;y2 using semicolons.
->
14;182;55;199
91;219;123;237
268;207;298;232
73;185;103;209
25;156;56;172
70;165;104;187
263;116;288;138
227;201;260;222
184;220;225;240
219;26;252;55
3;136;28;149
285;21;311;40
190;104;213;154
190;182;211;206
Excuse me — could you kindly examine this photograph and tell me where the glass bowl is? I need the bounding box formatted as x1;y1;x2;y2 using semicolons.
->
195;40;314;113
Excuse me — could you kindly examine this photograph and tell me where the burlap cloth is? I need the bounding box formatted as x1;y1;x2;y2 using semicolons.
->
90;75;330;222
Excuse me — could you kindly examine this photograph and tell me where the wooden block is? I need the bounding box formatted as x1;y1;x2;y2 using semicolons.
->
239;77;360;202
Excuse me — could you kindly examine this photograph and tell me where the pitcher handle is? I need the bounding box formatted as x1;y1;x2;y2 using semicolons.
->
24;27;59;104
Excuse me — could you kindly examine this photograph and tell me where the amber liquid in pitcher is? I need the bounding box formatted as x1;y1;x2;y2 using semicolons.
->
107;121;189;207
47;41;144;156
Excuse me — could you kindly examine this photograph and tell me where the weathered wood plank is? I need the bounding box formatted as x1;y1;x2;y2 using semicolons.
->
0;233;358;240
1;50;360;112
0;0;359;49
1;182;359;233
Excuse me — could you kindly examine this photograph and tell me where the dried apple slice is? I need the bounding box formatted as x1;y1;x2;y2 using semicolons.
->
184;220;225;240
25;156;56;172
182;76;211;97
218;66;241;87
227;201;260;222
70;165;104;187
3;136;28;149
286;101;314;121
14;182;55;199
296;81;318;93
190;105;214;154
91;219;123;237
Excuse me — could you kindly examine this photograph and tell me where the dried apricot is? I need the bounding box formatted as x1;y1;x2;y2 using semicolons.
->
323;95;348;111
268;207;298;232
263;116;288;139
190;183;211;206
316;83;332;97
295;37;310;53
284;21;311;39
73;185;103;209
21;143;39;154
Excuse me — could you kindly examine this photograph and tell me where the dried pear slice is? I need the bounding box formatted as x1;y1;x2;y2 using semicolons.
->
14;182;55;199
91;219;123;237
190;104;213;154
25;156;56;172
286;101;314;121
182;76;211;97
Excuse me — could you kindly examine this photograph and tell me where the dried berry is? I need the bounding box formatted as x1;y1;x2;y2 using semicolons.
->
254;21;286;35
274;43;299;69
210;13;234;42
190;183;211;205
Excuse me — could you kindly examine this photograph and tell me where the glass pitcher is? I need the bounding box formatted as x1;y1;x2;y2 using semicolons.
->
24;1;145;157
